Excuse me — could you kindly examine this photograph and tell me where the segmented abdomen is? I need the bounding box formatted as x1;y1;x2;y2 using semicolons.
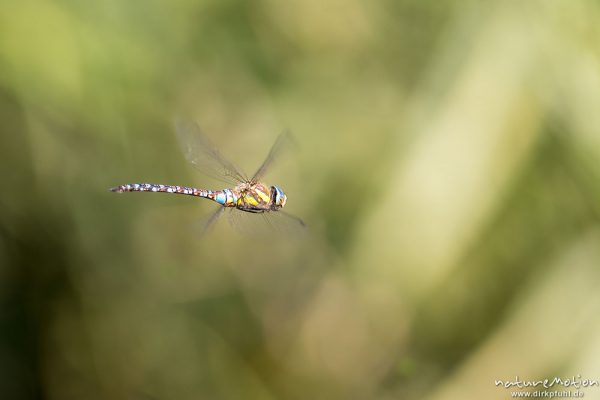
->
110;183;210;196
109;183;239;207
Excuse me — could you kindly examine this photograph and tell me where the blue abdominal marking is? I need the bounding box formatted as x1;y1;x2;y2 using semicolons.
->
215;192;226;205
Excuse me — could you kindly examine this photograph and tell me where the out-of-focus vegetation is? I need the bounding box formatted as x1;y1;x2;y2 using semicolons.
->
2;1;600;399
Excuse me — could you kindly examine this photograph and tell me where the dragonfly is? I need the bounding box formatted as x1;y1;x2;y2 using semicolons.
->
110;120;305;233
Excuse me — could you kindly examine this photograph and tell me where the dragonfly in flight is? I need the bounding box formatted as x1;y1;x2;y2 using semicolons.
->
110;120;305;233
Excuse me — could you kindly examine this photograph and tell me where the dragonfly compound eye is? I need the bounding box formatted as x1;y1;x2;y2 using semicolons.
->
271;186;287;208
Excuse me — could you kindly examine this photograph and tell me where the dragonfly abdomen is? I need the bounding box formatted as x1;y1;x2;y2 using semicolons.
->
109;183;238;206
110;183;208;196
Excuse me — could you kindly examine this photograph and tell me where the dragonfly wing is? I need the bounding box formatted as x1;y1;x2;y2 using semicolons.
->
196;206;226;235
277;210;307;230
251;131;294;184
175;119;248;185
227;209;307;237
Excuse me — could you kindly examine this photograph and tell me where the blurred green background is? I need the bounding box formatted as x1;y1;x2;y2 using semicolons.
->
2;1;600;399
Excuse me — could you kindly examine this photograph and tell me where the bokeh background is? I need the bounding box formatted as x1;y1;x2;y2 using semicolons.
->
2;1;600;399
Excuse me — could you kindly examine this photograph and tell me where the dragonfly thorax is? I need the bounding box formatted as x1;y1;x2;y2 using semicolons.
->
232;182;286;212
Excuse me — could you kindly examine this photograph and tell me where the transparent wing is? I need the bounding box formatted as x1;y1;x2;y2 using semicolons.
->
175;119;249;185
200;206;226;235
251;131;294;184
187;206;226;237
227;208;307;237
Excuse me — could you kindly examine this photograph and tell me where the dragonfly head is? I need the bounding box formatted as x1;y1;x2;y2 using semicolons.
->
271;186;287;209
